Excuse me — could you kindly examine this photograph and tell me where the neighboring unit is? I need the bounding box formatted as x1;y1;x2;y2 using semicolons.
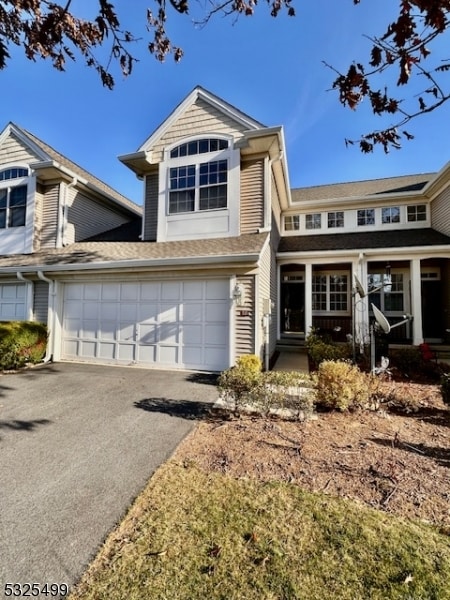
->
0;87;449;372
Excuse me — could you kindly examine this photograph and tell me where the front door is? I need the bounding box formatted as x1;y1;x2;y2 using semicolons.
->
422;280;443;340
280;282;305;333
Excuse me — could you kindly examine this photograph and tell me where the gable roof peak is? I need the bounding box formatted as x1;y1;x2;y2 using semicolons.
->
137;86;266;152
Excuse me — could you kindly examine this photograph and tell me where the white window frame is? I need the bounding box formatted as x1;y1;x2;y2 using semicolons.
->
368;270;408;316
312;271;350;316
284;214;300;231
305;213;322;230
381;206;400;224
327;211;344;229
357;208;375;226
0;166;30;229
407;204;427;222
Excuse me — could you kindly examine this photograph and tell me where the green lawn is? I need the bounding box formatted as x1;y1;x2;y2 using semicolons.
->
70;462;450;600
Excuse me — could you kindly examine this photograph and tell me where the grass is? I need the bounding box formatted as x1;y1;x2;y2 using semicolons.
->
69;461;450;600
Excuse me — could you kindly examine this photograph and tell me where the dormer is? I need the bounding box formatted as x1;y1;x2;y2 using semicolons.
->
119;86;290;243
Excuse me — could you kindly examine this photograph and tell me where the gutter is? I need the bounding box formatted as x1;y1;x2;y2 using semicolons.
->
277;244;450;261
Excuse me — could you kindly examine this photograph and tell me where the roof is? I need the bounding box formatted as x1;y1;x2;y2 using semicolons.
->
10;123;141;216
84;218;142;242
278;228;450;253
0;233;268;271
290;173;435;204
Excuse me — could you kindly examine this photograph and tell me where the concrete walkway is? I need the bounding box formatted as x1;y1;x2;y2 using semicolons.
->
272;351;309;373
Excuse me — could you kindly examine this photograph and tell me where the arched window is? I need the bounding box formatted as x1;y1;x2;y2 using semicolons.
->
167;137;231;215
0;166;29;228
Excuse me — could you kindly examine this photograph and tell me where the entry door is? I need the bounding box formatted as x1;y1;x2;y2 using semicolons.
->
280;282;305;333
422;280;442;340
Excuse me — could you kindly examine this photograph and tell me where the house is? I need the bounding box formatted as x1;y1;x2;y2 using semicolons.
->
0;87;449;372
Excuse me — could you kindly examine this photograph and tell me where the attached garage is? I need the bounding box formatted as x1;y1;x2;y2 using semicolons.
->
61;278;231;371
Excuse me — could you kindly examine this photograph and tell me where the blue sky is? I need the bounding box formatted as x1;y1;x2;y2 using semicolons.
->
2;0;449;205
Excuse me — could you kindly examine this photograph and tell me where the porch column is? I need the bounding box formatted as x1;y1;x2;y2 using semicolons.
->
410;258;424;345
304;263;313;336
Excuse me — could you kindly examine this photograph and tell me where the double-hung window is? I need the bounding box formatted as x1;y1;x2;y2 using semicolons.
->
168;138;229;215
369;272;404;313
0;167;28;228
312;272;349;314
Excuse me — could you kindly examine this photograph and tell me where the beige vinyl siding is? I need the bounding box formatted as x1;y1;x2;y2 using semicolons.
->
240;158;264;234
234;275;255;358
38;183;60;250
0;132;41;165
258;240;277;363
66;189;130;243
431;187;450;236
151;98;247;162
143;172;159;241
33;280;49;324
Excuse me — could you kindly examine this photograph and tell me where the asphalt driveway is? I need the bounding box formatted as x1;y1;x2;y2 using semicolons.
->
0;362;218;596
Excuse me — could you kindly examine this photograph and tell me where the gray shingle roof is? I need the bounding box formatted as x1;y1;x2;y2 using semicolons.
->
14;124;141;215
278;228;450;253
290;173;434;204
0;233;268;270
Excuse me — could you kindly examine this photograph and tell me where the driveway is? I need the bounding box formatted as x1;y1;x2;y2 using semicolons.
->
0;362;218;595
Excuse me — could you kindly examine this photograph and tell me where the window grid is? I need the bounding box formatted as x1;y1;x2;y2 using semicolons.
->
170;138;228;159
327;211;344;228
369;273;404;313
169;161;228;214
312;273;349;313
407;204;427;222
284;215;300;231
357;208;375;226
382;206;400;223
305;213;321;230
0;184;27;228
0;167;28;181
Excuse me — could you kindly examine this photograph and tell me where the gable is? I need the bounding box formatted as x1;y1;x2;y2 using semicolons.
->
0;131;45;167
150;97;252;163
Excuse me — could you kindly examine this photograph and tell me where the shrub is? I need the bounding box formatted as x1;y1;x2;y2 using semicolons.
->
256;370;316;419
305;328;351;371
218;354;262;414
441;373;450;406
0;321;47;370
315;360;370;411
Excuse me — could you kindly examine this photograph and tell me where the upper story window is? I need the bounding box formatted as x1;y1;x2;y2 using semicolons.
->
167;138;230;215
407;204;427;222
382;206;400;224
0;167;29;228
170;138;228;158
328;211;344;228
305;213;321;230
357;208;375;226
285;215;300;231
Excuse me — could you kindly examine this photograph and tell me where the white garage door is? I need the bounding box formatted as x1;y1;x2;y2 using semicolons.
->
0;283;26;320
61;279;230;371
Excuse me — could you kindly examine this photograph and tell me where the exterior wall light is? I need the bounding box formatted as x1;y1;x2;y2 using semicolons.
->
233;283;245;306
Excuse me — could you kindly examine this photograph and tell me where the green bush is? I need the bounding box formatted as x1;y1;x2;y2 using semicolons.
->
441;373;450;406
218;354;262;414
315;360;370;411
255;370;316;418
305;328;351;371
0;321;47;370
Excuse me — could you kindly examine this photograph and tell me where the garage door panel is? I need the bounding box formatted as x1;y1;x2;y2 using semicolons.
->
183;324;203;344
183;303;203;322
62;280;230;371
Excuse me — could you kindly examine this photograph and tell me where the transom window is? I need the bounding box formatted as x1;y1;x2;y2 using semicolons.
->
328;211;344;228
170;138;228;159
382;206;400;223
357;208;375;226
312;272;349;314
305;213;321;230
407;204;427;222
284;215;300;231
169;159;227;214
0;167;28;181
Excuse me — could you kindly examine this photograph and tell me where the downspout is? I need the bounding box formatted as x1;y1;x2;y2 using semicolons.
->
37;271;55;362
16;272;33;321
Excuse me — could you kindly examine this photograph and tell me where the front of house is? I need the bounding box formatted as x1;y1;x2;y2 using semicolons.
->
0;87;449;371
